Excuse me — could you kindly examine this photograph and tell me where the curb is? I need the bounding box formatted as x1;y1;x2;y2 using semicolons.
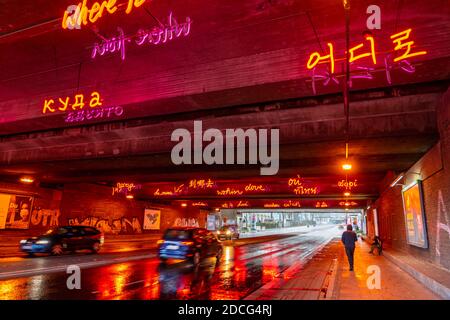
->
382;251;450;300
244;236;337;300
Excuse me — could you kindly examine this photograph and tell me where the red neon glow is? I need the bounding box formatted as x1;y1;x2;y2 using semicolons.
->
188;179;215;189
264;203;281;208
216;188;244;196
307;43;335;73
338;179;358;190
349;36;377;65
244;184;266;192
390;29;427;62
315;201;328;208
62;0;147;30
192;202;208;207
153;184;184;196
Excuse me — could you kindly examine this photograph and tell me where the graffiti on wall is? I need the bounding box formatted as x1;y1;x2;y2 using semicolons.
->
435;190;450;265
174;217;199;227
30;208;61;227
67;216;142;234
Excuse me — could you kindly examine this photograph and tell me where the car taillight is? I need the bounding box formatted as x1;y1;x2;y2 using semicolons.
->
181;241;194;246
157;240;165;245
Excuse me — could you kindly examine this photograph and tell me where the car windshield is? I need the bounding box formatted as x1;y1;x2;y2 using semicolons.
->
164;229;192;240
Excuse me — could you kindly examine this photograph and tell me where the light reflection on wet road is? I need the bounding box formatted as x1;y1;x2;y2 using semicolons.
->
0;226;339;300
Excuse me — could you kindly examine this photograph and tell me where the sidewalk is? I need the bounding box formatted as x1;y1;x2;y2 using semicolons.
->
246;238;442;300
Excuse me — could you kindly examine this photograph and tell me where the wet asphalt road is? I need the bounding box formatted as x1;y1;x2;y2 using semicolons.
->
0;226;339;300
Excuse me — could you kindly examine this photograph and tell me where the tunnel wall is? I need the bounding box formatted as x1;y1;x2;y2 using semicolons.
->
0;182;207;235
370;88;450;271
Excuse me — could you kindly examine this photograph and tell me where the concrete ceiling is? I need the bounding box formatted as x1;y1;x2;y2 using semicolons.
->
0;0;449;208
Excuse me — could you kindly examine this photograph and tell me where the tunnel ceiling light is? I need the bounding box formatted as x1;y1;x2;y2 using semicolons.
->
390;173;405;187
342;163;352;171
20;177;34;184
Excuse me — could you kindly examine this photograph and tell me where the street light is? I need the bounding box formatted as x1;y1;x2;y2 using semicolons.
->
342;163;352;170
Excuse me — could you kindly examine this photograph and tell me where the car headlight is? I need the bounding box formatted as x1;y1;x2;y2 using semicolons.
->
20;240;27;244
36;240;49;245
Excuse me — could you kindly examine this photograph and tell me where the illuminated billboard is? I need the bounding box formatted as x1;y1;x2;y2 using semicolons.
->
402;181;428;248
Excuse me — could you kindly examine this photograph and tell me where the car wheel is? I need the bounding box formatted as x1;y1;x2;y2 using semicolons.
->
91;242;100;254
26;253;35;258
192;251;201;267
51;244;63;256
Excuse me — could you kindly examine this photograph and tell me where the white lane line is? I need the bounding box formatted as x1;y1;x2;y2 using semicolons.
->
0;253;156;280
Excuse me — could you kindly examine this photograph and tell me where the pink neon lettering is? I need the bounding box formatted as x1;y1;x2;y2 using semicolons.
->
91;12;191;61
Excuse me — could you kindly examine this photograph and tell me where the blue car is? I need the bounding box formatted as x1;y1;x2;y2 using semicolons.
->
157;227;222;267
20;226;104;256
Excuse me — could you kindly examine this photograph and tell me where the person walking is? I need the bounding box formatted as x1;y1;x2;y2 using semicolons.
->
341;224;358;271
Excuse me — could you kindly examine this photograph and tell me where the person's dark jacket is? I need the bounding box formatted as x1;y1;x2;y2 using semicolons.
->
341;230;358;248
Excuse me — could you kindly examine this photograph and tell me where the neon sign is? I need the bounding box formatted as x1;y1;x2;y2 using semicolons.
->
337;179;358;190
91;12;191;61
264;203;281;208
216;188;244;196
65;106;123;123
192;202;208;207
307;28;427;94
112;182;141;195
339;201;358;207
153;184;184;196
283;200;301;208
42;91;102;114
188;179;215;189
288;175;319;195
62;0;147;30
244;184;267;192
315;201;328;208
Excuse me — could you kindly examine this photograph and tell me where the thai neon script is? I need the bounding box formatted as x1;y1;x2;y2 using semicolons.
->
91;12;191;61
315;201;328;208
65;106;123;123
283;200;301;208
42;91;102;114
338;179;358;190
62;0;147;30
293;185;319;195
307;28;427;94
288;175;319;195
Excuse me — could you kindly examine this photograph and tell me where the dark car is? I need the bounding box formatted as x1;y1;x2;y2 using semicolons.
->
19;226;104;256
217;225;239;240
157;227;223;267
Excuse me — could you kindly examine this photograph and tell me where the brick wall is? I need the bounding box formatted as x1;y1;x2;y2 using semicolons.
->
0;181;208;235
60;183;207;234
371;88;450;271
